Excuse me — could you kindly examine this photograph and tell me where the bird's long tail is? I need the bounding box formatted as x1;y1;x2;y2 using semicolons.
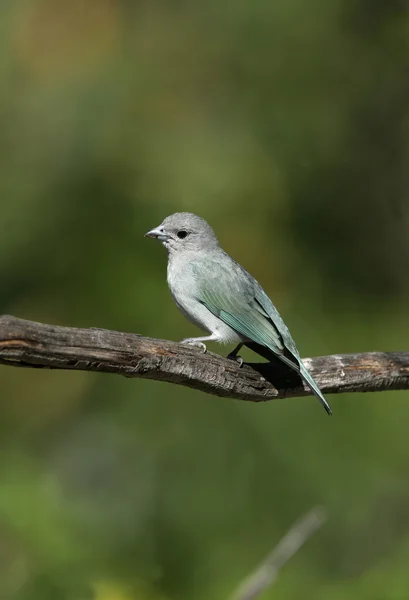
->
244;342;332;415
278;353;332;416
298;362;332;416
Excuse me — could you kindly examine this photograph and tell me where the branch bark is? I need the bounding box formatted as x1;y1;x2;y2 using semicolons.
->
0;315;408;403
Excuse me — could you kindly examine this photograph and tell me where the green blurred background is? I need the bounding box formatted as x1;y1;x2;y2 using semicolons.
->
1;1;409;598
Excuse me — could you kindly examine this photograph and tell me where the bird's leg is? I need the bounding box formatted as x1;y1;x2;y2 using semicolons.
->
226;343;244;367
180;334;219;353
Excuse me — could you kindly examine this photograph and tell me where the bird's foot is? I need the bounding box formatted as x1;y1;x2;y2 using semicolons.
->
181;338;207;353
226;343;244;367
226;352;244;367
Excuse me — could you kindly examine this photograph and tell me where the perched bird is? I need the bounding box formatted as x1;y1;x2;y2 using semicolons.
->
145;213;332;415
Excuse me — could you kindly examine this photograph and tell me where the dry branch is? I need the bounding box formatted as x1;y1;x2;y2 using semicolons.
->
0;315;408;403
229;507;327;600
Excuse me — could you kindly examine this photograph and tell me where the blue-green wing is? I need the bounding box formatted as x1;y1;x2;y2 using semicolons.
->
198;282;288;358
197;261;332;415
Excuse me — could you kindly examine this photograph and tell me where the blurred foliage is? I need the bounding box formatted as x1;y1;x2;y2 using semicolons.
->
0;0;409;598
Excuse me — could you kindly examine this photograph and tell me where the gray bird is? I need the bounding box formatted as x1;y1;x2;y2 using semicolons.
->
145;213;332;415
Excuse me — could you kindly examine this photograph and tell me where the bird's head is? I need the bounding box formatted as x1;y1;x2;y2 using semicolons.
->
145;212;220;254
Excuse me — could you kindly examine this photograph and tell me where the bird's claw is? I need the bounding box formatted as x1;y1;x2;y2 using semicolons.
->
226;352;244;368
181;339;207;353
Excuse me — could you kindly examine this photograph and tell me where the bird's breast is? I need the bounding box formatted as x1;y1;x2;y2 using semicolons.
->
166;255;200;321
166;254;241;343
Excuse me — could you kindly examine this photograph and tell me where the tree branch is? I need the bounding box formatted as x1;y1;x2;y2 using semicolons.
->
229;507;327;600
0;315;408;403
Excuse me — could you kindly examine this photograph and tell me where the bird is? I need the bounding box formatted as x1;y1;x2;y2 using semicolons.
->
145;212;332;415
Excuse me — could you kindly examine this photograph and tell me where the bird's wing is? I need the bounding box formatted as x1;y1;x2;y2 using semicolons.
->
196;257;332;415
253;285;302;361
196;261;289;359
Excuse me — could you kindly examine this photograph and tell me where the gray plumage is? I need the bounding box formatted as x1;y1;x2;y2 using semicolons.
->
145;212;332;415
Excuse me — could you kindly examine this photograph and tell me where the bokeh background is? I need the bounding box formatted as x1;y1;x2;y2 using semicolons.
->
1;1;409;598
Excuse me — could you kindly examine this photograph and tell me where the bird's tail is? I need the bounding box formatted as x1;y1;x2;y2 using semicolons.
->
245;342;332;415
278;352;332;415
298;362;332;416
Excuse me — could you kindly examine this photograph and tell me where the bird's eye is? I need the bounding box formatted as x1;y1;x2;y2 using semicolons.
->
177;230;188;239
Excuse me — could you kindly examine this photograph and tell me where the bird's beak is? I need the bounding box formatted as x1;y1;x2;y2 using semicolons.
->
145;225;169;242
